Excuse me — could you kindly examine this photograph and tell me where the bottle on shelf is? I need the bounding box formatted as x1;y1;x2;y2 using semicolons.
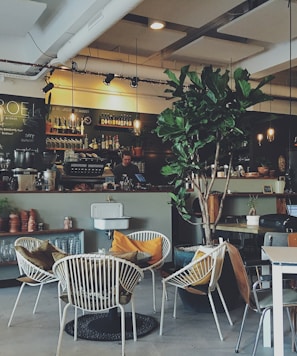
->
83;134;88;149
128;115;132;126
115;135;120;150
64;216;72;230
101;134;106;149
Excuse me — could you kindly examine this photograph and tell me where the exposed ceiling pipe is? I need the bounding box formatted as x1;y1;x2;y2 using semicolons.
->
68;55;297;100
0;0;143;81
67;55;184;82
55;0;143;65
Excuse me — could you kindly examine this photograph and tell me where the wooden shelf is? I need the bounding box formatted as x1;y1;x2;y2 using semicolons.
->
46;148;93;152
95;124;131;130
0;261;17;266
46;132;84;137
0;228;84;238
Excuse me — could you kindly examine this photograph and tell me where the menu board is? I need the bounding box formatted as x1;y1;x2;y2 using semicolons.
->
0;94;46;157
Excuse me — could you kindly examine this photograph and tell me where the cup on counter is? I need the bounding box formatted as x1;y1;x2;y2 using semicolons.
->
275;180;285;194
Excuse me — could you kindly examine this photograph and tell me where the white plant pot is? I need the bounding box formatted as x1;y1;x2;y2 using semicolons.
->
246;215;260;226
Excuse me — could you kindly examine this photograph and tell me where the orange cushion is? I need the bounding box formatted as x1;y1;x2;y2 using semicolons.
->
110;230;162;265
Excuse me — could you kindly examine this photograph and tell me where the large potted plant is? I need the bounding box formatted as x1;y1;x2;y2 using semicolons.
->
155;65;273;245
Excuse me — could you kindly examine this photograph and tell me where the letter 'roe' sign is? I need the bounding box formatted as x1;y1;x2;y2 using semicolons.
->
0;94;45;156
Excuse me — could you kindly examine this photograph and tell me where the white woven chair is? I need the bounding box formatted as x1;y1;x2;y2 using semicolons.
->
53;254;144;356
8;237;60;327
127;230;171;312
159;242;233;341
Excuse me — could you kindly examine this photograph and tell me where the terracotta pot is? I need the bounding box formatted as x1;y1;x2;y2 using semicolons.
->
9;213;20;233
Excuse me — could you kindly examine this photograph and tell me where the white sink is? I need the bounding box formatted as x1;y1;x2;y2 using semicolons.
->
93;217;130;230
91;202;130;230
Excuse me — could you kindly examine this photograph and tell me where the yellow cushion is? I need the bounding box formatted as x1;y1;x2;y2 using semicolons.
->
110;230;162;265
189;250;212;286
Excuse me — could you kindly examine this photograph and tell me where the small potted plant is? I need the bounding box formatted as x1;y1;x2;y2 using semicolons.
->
246;195;260;226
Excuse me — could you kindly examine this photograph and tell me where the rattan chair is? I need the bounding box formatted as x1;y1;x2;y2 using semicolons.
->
227;242;297;355
8;237;61;327
53;254;144;356
159;242;233;341
127;230;171;312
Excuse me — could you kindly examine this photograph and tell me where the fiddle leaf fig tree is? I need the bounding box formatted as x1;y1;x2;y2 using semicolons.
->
155;65;273;245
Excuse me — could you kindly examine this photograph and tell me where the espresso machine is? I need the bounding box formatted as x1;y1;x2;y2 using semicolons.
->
12;149;38;191
12;168;37;191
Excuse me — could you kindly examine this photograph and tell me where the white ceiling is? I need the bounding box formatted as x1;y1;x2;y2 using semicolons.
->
0;0;47;36
0;0;296;90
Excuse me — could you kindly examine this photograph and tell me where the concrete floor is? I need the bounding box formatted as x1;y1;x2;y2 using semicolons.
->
0;273;295;356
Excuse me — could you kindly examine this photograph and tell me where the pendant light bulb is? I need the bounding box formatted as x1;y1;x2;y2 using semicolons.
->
133;118;141;136
267;127;275;142
70;108;75;122
257;133;263;146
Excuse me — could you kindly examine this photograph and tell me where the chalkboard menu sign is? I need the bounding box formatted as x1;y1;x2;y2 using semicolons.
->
0;94;46;157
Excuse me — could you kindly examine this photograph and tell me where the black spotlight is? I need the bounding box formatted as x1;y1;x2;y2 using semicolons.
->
42;82;54;93
130;76;138;88
103;73;114;86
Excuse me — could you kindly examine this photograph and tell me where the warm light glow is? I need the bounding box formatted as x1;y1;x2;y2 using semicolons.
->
133;118;141;136
70;109;75;122
267;127;275;142
257;133;263;146
149;19;165;30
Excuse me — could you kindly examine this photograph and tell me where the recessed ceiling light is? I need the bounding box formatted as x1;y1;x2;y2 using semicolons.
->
148;19;165;30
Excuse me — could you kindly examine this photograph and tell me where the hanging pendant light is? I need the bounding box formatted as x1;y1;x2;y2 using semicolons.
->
257;133;264;146
133;118;141;136
266;82;275;143
133;39;141;136
70;61;76;131
267;127;275;142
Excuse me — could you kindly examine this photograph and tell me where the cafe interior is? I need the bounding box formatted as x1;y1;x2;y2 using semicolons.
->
1;0;297;355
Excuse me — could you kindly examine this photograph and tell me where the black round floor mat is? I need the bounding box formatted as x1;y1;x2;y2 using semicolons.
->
65;312;158;341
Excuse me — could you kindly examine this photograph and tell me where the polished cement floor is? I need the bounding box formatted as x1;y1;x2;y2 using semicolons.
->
0;272;296;356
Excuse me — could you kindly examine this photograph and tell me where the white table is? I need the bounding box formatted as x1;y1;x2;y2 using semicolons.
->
262;246;297;356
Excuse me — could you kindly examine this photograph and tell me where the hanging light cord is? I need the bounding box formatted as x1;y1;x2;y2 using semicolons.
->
72;61;74;111
288;0;292;155
289;0;292;117
135;38;138;114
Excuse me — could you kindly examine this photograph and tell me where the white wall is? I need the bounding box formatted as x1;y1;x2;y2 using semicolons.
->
0;70;170;114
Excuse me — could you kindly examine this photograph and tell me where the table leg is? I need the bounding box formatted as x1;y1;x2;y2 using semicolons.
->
262;252;272;348
263;310;272;347
272;264;284;356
